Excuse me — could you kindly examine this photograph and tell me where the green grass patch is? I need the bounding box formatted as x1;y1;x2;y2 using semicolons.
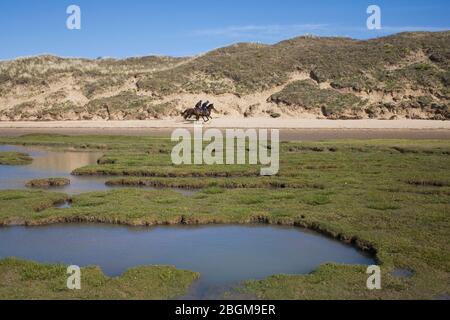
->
25;178;70;188
0;151;32;165
269;79;365;119
201;187;225;194
0;257;199;300
0;135;448;299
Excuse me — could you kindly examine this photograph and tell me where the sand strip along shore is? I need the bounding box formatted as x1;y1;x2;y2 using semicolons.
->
1;118;449;140
0;118;449;129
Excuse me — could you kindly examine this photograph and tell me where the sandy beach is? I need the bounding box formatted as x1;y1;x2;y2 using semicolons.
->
1;118;449;129
1;118;449;140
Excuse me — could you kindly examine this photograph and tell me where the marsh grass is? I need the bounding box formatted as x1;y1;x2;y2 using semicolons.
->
0;151;32;165
0;257;199;300
0;135;448;299
25;178;70;188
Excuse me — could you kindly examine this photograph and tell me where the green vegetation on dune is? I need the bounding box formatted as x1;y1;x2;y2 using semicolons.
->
1;31;449;120
84;92;172;120
0;134;449;299
82;77;126;99
269;80;366;119
0;258;199;300
135;32;450;115
0;151;32;165
0;55;186;88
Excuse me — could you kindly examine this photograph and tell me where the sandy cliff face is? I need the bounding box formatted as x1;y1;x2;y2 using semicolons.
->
0;31;449;121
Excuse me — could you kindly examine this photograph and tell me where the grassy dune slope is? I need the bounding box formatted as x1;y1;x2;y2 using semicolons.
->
1;31;449;120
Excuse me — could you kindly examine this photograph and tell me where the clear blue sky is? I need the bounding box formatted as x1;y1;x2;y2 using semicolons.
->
0;0;449;60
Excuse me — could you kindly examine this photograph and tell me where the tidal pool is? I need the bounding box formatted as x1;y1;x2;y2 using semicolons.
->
0;145;194;195
0;145;105;194
0;224;375;299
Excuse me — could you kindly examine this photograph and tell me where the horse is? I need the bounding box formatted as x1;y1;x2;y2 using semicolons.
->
203;104;216;121
182;104;216;122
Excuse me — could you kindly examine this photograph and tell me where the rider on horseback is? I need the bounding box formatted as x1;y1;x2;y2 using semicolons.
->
201;101;210;114
182;100;215;122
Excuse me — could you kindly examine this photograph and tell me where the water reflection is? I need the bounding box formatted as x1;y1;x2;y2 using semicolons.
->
0;145;195;196
30;150;101;172
0;145;105;194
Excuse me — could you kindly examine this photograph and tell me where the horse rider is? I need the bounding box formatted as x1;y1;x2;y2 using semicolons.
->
195;100;202;110
201;100;210;113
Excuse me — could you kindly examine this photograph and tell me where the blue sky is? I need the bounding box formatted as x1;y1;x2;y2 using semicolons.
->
0;0;449;60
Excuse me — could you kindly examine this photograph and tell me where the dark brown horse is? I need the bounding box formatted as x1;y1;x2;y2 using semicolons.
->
182;104;216;122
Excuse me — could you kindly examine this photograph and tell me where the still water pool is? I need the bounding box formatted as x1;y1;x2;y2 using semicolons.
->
0;145;194;195
0;223;374;298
